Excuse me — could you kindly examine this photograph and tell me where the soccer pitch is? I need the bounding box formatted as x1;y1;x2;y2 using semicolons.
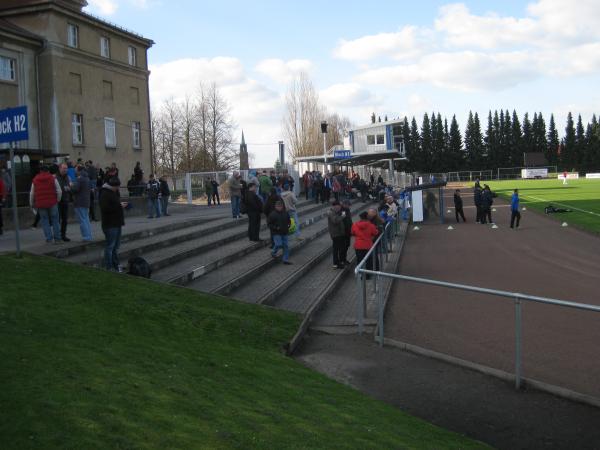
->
480;179;600;234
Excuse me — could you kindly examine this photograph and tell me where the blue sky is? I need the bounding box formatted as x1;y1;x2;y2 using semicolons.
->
87;0;600;166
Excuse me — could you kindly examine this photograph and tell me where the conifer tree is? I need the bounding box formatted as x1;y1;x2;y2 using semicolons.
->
522;113;533;164
511;110;523;166
575;114;586;170
546;114;559;166
562;112;576;170
448;115;463;170
409;117;422;172
465;111;484;169
420;113;433;172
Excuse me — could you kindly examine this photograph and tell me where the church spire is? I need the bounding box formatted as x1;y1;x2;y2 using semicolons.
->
239;130;249;170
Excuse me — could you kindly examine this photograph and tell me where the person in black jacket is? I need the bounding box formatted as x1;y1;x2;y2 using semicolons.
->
159;176;171;216
245;182;263;242
473;181;482;224
453;189;466;223
341;199;353;264
263;188;282;249
480;185;494;224
99;178;127;272
268;201;292;264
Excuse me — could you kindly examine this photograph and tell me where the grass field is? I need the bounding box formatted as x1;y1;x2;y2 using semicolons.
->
0;254;486;449
477;179;600;234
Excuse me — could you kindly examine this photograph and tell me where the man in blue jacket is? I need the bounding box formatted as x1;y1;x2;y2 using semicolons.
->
510;189;521;229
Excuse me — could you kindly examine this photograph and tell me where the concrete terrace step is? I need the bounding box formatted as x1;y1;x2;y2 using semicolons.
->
185;200;368;296
60;199;326;267
229;202;371;305
153;202;338;285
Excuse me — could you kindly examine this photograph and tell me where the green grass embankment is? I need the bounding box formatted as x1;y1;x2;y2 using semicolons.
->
0;254;486;449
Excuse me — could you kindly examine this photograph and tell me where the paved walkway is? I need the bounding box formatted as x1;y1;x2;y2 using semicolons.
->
386;189;600;399
296;332;600;450
0;203;230;255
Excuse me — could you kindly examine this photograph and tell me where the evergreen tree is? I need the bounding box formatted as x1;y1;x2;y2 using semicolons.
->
575;114;586;170
448;115;463;171
502;110;512;168
371;112;376;124
511;110;523;166
522;113;532;164
409;117;422;172
546;114;559;166
420;113;433;172
588;115;600;171
532;112;547;156
562;112;576;170
464;111;484;169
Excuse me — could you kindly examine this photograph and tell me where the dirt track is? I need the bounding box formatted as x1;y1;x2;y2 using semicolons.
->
386;189;600;399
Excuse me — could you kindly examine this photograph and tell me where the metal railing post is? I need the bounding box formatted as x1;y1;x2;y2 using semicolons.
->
356;273;365;335
185;173;193;205
515;296;523;390
377;273;384;347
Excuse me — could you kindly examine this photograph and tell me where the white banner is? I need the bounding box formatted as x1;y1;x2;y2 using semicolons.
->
558;173;580;179
585;173;600;179
521;168;548;179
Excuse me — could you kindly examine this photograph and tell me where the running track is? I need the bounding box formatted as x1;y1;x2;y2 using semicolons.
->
386;189;600;399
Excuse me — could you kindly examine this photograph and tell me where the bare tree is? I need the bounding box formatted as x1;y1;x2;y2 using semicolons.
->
284;73;354;161
181;95;199;172
283;72;322;161
206;83;237;171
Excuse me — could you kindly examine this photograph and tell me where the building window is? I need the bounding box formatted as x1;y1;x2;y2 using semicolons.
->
104;117;116;148
376;134;385;145
130;86;140;105
128;46;137;66
72;114;84;145
366;135;375;145
100;37;111;58
67;24;79;48
132;122;141;149
0;56;16;81
103;80;113;100
69;72;82;95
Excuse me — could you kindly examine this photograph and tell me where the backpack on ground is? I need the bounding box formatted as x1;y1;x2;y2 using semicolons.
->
128;256;152;278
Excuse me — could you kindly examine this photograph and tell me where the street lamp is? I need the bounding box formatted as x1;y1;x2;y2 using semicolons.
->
321;121;328;172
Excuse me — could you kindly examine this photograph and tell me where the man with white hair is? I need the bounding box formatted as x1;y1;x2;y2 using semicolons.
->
228;171;242;219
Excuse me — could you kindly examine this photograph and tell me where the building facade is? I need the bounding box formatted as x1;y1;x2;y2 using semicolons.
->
0;0;154;176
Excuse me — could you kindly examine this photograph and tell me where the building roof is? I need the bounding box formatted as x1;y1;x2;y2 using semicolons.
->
0;0;87;12
0;17;44;43
351;119;405;132
295;150;406;166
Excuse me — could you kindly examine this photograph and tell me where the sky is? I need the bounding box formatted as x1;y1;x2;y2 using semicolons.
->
86;0;600;167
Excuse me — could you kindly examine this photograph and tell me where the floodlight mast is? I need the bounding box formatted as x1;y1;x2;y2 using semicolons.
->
321;121;328;172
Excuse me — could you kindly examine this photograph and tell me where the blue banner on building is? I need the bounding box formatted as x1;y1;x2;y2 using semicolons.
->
334;149;352;159
0;106;29;144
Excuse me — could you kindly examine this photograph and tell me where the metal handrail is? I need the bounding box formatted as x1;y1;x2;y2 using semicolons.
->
355;262;600;390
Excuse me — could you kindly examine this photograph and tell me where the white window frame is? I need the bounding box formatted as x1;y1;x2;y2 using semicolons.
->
72;113;84;145
132;121;141;149
366;135;375;146
100;37;111;58
128;46;137;66
376;134;385;145
104;117;116;148
67;23;79;48
0;56;16;82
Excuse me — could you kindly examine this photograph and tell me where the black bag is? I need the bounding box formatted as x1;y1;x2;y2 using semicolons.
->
240;200;248;215
128;256;152;278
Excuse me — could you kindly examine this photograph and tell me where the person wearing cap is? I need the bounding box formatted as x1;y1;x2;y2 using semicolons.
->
30;165;63;244
228;171;242;219
268;200;292;265
328;201;347;269
99;177;128;272
245;182;263;242
281;183;301;240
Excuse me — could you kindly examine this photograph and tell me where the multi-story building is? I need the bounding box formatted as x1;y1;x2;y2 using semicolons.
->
0;0;154;178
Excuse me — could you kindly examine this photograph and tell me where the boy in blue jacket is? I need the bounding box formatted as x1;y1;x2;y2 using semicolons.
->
510;189;521;229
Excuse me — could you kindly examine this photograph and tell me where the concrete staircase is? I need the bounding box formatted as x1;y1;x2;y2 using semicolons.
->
48;197;407;347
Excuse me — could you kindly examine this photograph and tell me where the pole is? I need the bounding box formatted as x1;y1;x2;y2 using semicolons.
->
357;273;365;335
377;273;384;347
323;133;327;173
515;296;522;389
9;143;22;258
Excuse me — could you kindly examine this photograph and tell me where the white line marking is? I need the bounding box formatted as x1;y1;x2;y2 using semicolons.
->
523;195;600;217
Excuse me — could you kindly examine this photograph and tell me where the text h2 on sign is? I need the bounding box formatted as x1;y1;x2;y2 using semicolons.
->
0;106;29;144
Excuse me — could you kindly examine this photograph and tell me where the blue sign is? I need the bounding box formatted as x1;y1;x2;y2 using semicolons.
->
334;149;352;159
0;106;29;144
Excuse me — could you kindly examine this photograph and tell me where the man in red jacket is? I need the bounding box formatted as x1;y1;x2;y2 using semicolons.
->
0;176;5;235
29;165;62;243
351;211;378;276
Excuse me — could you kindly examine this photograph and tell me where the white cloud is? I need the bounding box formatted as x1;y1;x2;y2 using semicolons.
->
344;1;600;92
319;83;380;108
255;59;314;84
87;0;118;15
150;57;284;167
334;26;433;61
